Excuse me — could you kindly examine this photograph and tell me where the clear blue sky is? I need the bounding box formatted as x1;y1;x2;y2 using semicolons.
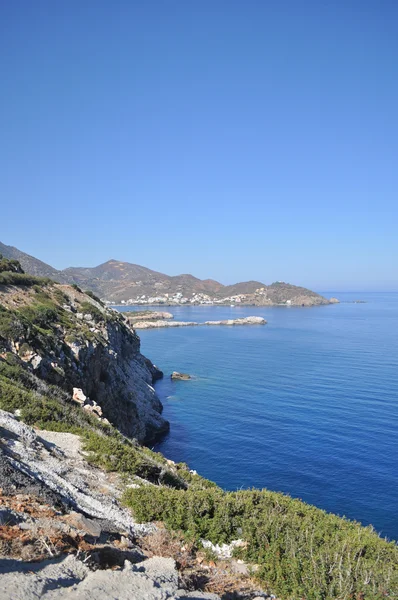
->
1;1;397;291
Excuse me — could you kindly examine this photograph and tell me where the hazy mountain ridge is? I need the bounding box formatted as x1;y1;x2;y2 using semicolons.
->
0;241;68;282
0;241;331;305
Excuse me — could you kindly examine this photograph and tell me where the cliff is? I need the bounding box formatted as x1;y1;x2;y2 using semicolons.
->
0;259;168;443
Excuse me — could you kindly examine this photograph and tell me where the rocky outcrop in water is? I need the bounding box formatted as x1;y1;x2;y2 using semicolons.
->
171;372;192;381
133;320;198;329
125;311;174;323
204;316;266;326
133;316;267;329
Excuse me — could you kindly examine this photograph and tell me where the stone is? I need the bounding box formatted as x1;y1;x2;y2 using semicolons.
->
30;354;42;369
171;372;192;381
73;387;87;405
204;316;266;326
83;401;103;417
65;511;102;537
329;297;340;304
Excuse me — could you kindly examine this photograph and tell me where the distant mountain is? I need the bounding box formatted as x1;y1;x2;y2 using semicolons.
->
0;241;332;306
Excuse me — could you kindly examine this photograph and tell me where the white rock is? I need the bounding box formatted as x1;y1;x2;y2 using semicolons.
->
73;387;87;404
201;538;247;559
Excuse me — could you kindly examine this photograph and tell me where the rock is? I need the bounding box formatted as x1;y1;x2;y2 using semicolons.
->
0;411;149;536
65;511;102;537
31;354;43;369
72;387;87;405
201;539;247;559
127;311;174;323
230;559;249;575
0;554;222;599
204;316;267;326
329;297;340;304
83;401;103;417
133;320;198;329
171;372;192;381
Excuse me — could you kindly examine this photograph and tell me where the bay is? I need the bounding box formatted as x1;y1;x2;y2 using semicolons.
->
120;293;398;541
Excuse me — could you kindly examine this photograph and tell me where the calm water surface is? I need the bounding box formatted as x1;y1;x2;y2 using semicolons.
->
120;293;398;541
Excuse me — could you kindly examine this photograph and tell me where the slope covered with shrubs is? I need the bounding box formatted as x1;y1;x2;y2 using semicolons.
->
124;486;398;600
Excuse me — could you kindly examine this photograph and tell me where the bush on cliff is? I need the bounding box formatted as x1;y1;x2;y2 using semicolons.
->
0;256;52;286
123;486;398;600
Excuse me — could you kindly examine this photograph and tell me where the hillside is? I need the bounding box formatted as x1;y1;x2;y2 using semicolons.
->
0;259;167;442
0;241;333;306
0;257;396;599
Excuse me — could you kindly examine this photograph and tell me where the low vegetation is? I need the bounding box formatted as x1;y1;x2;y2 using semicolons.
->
0;254;52;287
124;486;398;600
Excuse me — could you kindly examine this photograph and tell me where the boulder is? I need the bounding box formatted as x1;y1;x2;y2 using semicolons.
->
73;388;87;405
171;372;192;381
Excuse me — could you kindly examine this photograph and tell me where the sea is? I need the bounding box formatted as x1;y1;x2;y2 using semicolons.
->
118;292;398;542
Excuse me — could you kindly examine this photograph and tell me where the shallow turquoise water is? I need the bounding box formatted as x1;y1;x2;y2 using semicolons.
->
120;293;398;541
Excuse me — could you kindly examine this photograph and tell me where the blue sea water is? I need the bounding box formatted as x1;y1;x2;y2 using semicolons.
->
120;293;398;541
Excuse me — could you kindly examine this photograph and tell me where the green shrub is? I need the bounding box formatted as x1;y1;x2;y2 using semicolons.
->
123;487;398;600
80;301;103;323
84;290;103;305
0;257;23;274
19;303;58;329
82;431;170;483
0;271;51;287
0;306;26;340
54;288;69;305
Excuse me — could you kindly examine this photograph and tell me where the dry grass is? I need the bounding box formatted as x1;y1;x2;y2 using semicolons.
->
139;527;195;569
139;527;269;599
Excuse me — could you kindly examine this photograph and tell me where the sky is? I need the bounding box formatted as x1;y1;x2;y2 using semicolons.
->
1;1;397;291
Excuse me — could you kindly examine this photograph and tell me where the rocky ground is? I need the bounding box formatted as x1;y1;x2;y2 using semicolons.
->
0;410;274;600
